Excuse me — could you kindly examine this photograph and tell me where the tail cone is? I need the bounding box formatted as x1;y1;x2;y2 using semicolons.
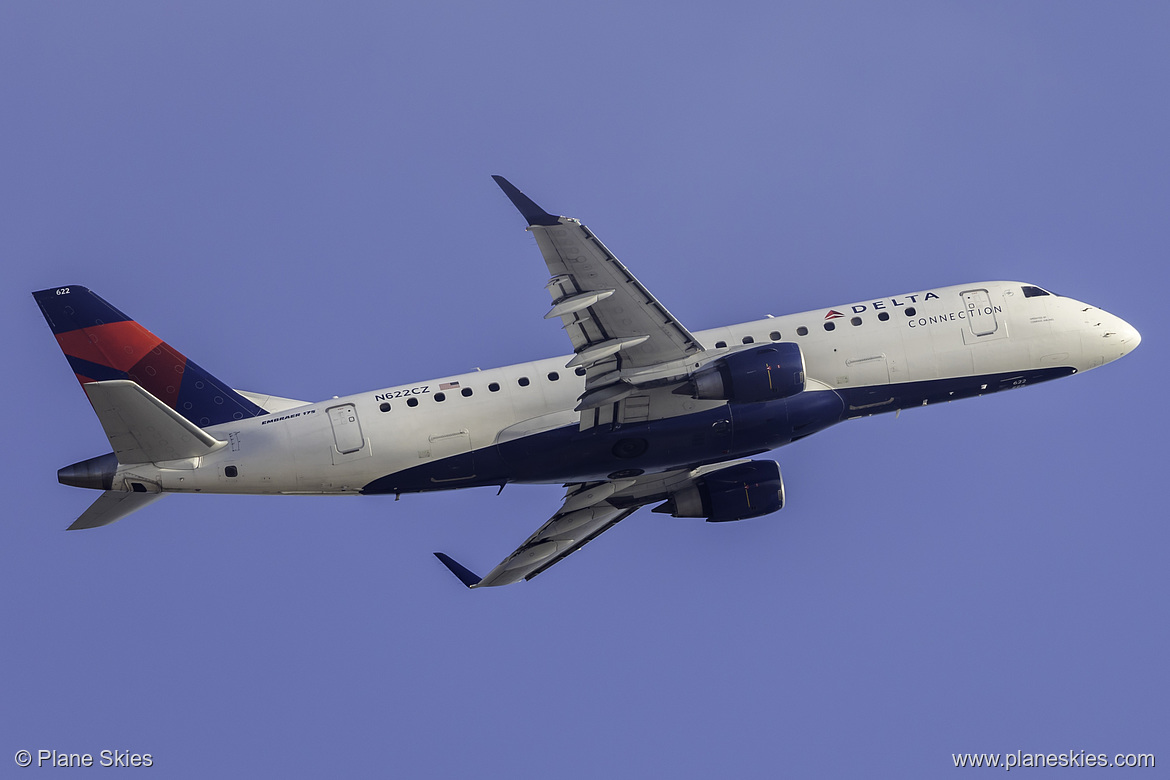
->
58;453;118;491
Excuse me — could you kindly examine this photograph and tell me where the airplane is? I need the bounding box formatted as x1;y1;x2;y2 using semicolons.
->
34;176;1141;588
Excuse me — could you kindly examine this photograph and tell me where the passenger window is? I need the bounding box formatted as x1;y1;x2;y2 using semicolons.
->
851;317;862;326
575;367;586;376
547;372;559;381
715;341;727;348
488;382;500;392
878;312;890;321
461;387;473;397
797;327;808;336
823;321;835;331
434;392;446;402
518;377;530;387
407;397;419;407
379;402;391;412
769;331;781;341
742;336;754;344
904;307;916;317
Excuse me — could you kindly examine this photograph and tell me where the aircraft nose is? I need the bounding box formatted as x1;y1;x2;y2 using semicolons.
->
1114;315;1141;355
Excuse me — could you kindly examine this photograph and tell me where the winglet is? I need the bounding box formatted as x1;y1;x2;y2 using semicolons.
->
491;176;560;226
434;552;482;588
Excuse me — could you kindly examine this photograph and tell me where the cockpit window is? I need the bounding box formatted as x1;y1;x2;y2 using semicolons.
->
1022;285;1052;298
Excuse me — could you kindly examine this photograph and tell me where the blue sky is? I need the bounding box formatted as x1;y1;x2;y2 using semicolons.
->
2;3;1166;777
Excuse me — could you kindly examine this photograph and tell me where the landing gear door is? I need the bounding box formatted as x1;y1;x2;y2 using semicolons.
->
961;289;999;338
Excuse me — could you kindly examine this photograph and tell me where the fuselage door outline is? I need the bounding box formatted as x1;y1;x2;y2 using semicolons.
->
961;289;998;337
327;404;365;455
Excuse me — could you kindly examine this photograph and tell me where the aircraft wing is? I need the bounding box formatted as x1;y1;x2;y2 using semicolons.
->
434;461;748;588
494;177;710;426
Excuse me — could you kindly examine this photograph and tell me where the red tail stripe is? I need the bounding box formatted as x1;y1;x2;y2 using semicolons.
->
55;321;164;373
128;349;187;409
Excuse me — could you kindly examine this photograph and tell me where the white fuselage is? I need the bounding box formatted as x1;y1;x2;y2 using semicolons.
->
110;281;1139;498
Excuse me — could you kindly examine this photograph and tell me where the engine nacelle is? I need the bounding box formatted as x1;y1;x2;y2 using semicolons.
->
686;343;805;403
654;460;785;522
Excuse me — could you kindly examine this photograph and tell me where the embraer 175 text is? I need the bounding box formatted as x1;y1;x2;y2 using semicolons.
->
35;177;1141;587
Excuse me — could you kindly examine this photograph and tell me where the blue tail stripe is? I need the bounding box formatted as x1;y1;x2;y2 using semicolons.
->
175;359;267;427
33;286;131;335
65;355;129;383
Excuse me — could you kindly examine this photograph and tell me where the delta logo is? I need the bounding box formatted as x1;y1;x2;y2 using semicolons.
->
825;292;942;320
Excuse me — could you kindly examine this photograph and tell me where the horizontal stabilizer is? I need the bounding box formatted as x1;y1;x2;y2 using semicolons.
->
68;491;165;530
85;380;226;464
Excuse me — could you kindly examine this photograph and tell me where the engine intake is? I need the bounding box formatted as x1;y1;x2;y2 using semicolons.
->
653;460;785;522
683;343;805;403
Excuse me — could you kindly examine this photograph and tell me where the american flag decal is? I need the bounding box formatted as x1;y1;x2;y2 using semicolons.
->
440;381;460;390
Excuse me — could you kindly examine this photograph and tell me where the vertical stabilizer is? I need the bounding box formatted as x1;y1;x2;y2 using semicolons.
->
33;286;267;428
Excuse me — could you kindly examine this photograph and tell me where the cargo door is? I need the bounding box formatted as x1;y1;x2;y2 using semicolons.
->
841;354;895;415
423;429;476;483
842;354;890;387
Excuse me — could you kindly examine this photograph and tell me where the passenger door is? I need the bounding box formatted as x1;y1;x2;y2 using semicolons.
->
961;289;998;337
